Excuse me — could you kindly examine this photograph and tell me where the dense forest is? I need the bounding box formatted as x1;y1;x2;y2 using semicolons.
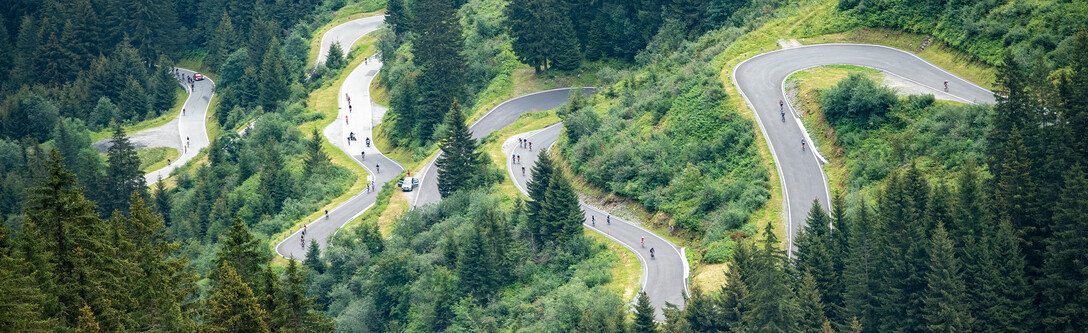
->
3;0;1088;331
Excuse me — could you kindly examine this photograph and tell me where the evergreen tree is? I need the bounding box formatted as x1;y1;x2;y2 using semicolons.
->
259;38;289;112
206;12;238;67
105;124;146;216
213;218;267;285
152;178;172;227
922;223;974;332
0;224;52;331
304;240;325;274
549;15;582;71
1038;166;1088;331
258;266;287;331
386;0;412;38
24;151;125;329
304;128;329;177
118;77;152;121
743;223;799;331
324;42;344;70
841;202;876;332
436;102;484;197
283;259;333;332
683;286;723;332
507;0;551;72
525;148;555;246
12;16;42;86
719;245;752;331
541;168;585;245
973;218;1034;332
994;129;1045;273
632;292;657;332
77;304;100;333
872;169;929;332
798;270;831;333
150;67;177;115
794;199;838;319
123;193;197;331
206;264;271;333
412;0;465;141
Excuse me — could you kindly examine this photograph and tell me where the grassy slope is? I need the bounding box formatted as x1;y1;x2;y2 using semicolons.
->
787;65;883;194
693;0;995;290
137;147;180;173
90;86;188;142
268;34;381;261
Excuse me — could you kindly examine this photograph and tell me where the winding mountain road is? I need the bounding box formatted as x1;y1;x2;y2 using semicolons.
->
92;68;214;185
732;44;994;252
275;15;398;260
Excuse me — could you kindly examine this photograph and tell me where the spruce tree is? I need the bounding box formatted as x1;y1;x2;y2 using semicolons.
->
872;169;929;332
0;225;51;330
436;102;484;197
549;15;581;71
118;77;152;121
541;168;585;245
24;151;124;329
525;148;555;246
683;286;723;332
206;264;271;333
304;128;330;177
206;12;238;67
743;224;799;331
283;259;332;332
304;240;325;274
995;129;1045;273
105;123;146;216
794;199;838;318
412;0;465;141
632;292;657;332
719;246;752;331
123;193;197;331
213;218;267;285
507;0;550;72
259;38;289;112
151;67;177;115
152;178;172;227
457;224;495;296
973;218;1034;332
798;270;831;333
922;223;974;332
841;202;875;332
1038;166;1088;331
325;41;344;70
258;266;287;331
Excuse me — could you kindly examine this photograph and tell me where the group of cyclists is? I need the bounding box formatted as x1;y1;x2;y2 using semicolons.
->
589;214;657;258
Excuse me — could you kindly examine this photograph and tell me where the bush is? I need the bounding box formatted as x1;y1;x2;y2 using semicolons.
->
821;73;897;128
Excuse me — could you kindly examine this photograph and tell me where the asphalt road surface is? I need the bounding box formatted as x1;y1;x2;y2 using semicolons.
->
732;44;994;253
93;68;214;185
503;123;689;320
276;16;400;260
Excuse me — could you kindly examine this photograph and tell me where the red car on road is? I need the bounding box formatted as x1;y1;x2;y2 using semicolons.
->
193;73;205;81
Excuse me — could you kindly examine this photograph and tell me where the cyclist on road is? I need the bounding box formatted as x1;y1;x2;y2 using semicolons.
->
607;214;611;225
650;248;655;259
376;164;380;173
591;216;595;226
801;138;806;151
944;80;949;92
366;137;371;147
361;150;365;159
780;99;784;110
325;209;329;219
641;236;645;247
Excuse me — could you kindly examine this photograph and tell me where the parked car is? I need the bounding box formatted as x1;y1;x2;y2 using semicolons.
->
193;73;205;81
398;177;419;192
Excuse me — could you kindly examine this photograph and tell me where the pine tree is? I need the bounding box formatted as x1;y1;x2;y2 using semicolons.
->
507;0;550;72
436;102;484;197
213;218;267;285
794;199;838;318
206;12;238;67
283;259;332;332
304;128;330;177
105;124;146;216
304;240;325;274
118;77;152;121
259;38;289;112
525;148;555;247
798;270;831;333
258;265;287;331
922;223;974;332
386;0;412;37
1038;166;1088;331
719;245;751;331
632;292;657;332
152;178;172;226
12;16;42;85
973;218;1034;332
841;202;875;332
77;304;100;333
743;223;800;331
206;264;271;333
541;168;585;245
872;169;929;332
24;151;125;329
549;14;581;71
324;41;344;70
457;224;495;296
123;193;197;331
412;0;465;141
995;129;1045;273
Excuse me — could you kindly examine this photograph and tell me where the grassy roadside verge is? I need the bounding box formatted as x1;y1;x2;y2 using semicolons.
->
307;6;386;64
90;86;187;142
137;147;179;173
786;65;883;194
268;33;380;260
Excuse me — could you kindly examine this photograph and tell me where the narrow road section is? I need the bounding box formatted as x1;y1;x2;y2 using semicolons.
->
733;44;994;252
276;16;402;260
